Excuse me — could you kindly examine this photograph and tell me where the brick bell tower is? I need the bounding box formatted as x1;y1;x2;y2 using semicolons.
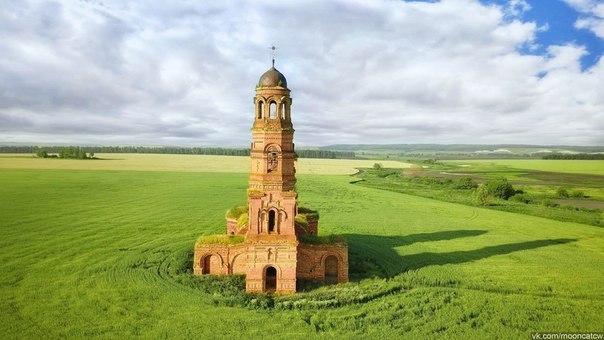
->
193;56;348;294
245;59;298;293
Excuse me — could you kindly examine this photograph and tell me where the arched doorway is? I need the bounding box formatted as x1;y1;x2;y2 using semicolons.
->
325;255;339;283
268;210;276;233
265;266;277;292
202;255;212;274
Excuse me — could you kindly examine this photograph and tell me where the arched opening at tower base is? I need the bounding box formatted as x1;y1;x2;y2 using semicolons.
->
202;255;212;275
325;255;338;283
265;266;277;292
268;210;276;233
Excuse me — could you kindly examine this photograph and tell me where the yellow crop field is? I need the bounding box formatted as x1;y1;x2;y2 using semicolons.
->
0;153;411;175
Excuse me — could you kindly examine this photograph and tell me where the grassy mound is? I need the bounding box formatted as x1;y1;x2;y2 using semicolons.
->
298;234;346;245
226;205;247;219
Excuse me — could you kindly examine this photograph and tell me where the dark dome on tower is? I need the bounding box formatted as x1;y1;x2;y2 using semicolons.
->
258;67;288;88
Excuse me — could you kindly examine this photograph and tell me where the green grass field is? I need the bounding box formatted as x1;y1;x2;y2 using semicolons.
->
1;157;603;338
429;159;604;202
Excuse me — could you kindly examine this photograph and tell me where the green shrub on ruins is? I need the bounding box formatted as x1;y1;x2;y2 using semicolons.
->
298;207;319;219
196;234;244;245
298;234;346;245
295;214;309;228
237;213;249;228
226;205;247;219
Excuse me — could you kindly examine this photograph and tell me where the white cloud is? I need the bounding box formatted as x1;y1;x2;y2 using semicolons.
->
505;0;531;17
575;17;604;38
563;0;604;39
0;0;602;146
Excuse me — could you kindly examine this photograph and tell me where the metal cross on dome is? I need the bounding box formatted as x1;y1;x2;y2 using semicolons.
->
270;45;276;67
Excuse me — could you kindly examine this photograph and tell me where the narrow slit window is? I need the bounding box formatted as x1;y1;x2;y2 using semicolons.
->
258;101;264;119
268;210;276;233
267;150;278;173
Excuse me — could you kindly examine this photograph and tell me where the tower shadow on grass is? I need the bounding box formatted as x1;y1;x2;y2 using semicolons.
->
343;230;577;280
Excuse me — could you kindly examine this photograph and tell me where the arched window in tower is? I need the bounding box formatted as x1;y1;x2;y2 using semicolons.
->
281;102;286;120
267;146;279;173
269;102;277;119
257;101;264;119
268;210;276;233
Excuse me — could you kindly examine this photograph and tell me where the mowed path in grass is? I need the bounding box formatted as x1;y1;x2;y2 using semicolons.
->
446;159;604;176
0;167;602;338
0;153;410;175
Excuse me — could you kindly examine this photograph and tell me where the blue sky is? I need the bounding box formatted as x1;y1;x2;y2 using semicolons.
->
484;0;603;69
0;0;603;146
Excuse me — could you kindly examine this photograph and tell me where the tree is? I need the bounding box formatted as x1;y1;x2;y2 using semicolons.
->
36;149;48;158
556;187;569;198
483;179;515;200
473;184;492;206
59;147;75;159
453;177;477;189
373;163;383;170
59;147;90;159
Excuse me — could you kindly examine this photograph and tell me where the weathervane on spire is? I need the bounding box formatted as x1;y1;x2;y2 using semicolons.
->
270;45;276;67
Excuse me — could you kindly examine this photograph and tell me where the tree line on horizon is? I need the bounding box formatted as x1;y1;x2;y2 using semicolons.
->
542;153;604;160
320;143;604;153
1;145;356;159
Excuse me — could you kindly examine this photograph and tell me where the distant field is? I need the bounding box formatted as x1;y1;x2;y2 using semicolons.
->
445;159;604;176
0;167;602;338
0;153;410;175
